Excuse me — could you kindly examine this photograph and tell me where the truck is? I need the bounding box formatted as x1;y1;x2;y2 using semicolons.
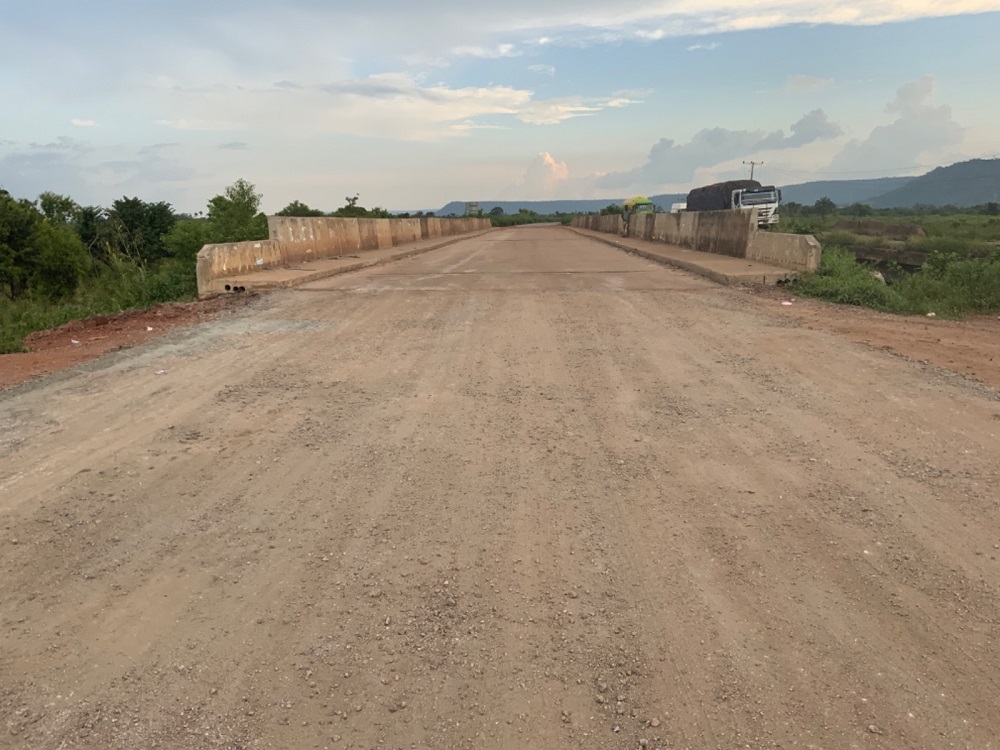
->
620;195;656;235
622;195;655;215
685;180;781;226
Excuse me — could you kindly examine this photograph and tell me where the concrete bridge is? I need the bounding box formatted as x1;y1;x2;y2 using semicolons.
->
4;225;998;749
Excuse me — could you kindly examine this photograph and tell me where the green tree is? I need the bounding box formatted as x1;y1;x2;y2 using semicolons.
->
329;194;392;219
37;192;79;225
0;189;89;301
111;196;177;264
331;194;364;217
30;221;90;300
600;203;624;216
276;200;325;217
74;205;112;263
489;206;505;216
0;190;40;299
163;219;211;263
207;178;268;242
813;197;837;216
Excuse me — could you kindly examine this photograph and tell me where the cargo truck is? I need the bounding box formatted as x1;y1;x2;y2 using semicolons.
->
685;180;781;226
621;195;656;235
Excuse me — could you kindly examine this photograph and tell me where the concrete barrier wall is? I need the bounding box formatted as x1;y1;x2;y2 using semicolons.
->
746;232;822;272
267;216;490;256
573;211;819;273
390;218;423;246
690;210;756;258
198;216;492;296
573;210;753;257
196;239;284;290
574;215;624;234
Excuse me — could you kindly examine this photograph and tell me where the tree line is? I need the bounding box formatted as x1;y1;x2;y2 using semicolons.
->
275;195;434;219
1;178;270;304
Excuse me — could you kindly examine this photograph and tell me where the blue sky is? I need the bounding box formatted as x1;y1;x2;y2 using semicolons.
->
1;1;998;212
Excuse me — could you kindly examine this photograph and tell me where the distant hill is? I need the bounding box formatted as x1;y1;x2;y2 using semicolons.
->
435;199;631;216
868;159;1000;208
781;177;913;207
435;195;686;216
425;159;1000;215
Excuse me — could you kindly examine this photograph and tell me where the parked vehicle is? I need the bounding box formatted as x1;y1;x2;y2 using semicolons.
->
623;196;656;215
620;195;656;235
685;180;781;226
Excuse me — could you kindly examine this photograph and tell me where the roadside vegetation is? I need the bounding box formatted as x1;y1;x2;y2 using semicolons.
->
784;199;1000;317
2;188;537;354
1;179;268;353
484;208;574;227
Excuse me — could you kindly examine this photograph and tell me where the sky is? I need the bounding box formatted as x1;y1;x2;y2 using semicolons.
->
1;1;999;213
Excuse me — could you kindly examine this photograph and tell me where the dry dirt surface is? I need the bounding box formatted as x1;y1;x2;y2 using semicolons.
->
0;296;254;390
2;225;999;750
749;286;1000;392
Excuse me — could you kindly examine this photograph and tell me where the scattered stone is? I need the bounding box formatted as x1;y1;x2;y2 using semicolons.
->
651;718;661;728
613;724;621;733
868;724;882;734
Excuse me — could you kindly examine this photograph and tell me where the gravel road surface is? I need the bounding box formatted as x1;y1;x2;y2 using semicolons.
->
2;226;999;749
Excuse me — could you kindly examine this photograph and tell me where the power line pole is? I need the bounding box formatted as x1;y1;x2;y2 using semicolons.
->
744;160;763;180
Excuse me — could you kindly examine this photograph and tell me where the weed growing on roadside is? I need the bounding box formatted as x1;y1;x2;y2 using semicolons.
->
0;257;197;354
792;245;1000;317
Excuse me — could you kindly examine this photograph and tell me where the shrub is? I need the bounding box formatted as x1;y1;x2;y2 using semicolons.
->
792;247;899;309
792;245;1000;318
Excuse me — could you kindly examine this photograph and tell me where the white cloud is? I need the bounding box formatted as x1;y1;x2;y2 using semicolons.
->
152;74;636;141
155;118;243;132
475;1;1000;47
528;64;556;76
451;43;521;59
71;118;96;127
784;75;834;94
520;152;570;196
756;110;843;148
829;76;965;172
598;110;844;189
687;42;720;51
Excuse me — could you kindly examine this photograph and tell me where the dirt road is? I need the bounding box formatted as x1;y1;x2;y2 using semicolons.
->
2;226;999;749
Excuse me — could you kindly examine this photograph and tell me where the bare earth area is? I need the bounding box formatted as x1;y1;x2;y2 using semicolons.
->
2;226;999;749
0;296;254;390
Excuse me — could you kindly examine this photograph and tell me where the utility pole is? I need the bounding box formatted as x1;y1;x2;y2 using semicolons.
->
744;160;763;180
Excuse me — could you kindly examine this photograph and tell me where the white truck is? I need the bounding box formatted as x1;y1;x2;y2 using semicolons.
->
685;180;781;226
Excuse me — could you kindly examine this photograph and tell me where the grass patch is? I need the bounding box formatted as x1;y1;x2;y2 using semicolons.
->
792;247;900;310
817;230;888;251
791;245;1000;317
0;258;197;354
919;214;1000;242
